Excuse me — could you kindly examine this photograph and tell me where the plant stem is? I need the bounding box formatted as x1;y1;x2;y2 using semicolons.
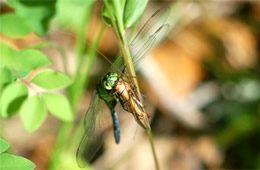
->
146;129;160;170
69;5;93;110
103;1;140;94
50;21;105;168
48;122;70;170
49;3;103;169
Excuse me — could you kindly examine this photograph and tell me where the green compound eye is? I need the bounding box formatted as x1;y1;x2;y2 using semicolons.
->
103;81;112;90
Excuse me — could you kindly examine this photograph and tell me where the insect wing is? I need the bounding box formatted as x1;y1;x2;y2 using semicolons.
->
76;91;110;167
107;8;171;73
130;7;171;65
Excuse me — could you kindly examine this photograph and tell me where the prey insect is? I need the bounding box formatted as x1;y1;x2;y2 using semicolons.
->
76;7;170;168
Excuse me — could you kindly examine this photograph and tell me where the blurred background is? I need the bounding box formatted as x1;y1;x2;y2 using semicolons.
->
1;0;259;170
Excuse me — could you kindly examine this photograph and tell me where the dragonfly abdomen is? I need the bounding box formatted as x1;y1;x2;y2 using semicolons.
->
111;109;120;144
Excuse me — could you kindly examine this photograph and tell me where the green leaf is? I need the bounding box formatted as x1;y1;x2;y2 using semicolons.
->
0;153;36;170
123;0;148;28
0;42;16;66
0;138;9;154
102;2;114;26
0;13;32;37
7;0;56;35
103;0;147;29
20;95;47;132
0;82;28;118
55;0;95;31
0;42;51;71
31;69;72;90
43;93;73;121
0;66;14;87
16;49;51;71
102;0;126;33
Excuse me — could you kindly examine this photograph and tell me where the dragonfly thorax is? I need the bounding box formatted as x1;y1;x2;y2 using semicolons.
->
103;72;119;90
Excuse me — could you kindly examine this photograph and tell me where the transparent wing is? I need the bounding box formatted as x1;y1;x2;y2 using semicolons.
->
76;91;110;168
132;24;170;65
130;7;171;65
110;8;170;71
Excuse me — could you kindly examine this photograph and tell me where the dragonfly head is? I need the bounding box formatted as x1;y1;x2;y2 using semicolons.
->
103;72;118;90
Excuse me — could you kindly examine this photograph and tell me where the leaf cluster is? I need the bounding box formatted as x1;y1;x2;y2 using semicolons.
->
0;1;73;133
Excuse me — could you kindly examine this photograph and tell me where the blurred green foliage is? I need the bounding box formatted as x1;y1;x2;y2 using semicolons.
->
0;138;36;170
6;0;56;35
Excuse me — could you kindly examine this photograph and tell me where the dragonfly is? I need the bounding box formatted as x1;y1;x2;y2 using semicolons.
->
76;7;171;168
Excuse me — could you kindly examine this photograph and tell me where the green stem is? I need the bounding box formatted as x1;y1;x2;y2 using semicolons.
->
103;0;140;93
49;4;98;169
69;5;93;110
69;21;105;110
146;129;160;170
48;122;70;170
49;22;105;169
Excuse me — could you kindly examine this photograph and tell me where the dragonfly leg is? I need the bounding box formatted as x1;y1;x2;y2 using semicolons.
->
120;66;137;80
